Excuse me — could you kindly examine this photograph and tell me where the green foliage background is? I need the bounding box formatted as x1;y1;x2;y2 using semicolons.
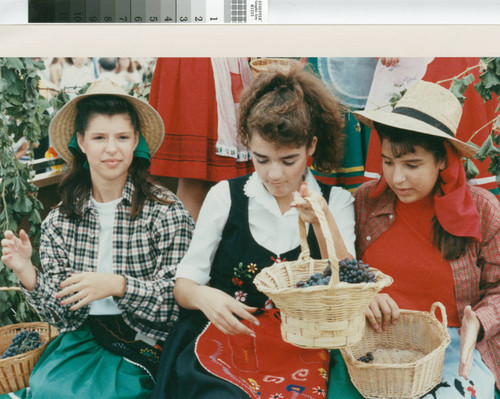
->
0;58;50;325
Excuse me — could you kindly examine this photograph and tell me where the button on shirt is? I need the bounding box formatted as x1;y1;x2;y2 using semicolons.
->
176;171;356;285
22;179;194;340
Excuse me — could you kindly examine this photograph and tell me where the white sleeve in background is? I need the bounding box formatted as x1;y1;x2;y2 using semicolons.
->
327;187;356;259
175;181;231;285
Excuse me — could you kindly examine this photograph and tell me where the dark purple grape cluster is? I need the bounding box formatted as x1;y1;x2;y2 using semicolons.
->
339;258;376;284
0;330;42;359
295;258;376;288
296;271;331;288
357;352;374;363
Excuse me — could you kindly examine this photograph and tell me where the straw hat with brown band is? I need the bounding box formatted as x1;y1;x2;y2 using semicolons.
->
353;80;478;158
49;79;165;163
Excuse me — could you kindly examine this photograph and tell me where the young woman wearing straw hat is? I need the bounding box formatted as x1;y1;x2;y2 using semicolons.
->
328;81;499;398
0;79;194;398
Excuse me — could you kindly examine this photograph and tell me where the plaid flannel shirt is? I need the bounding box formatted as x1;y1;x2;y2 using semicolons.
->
22;178;194;341
354;181;500;389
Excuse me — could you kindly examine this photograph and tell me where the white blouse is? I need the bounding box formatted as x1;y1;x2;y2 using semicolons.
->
176;170;356;285
89;196;122;315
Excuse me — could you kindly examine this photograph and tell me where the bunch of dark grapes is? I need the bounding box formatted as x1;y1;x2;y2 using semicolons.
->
295;271;331;288
0;331;42;359
339;258;376;284
357;352;374;363
295;258;376;288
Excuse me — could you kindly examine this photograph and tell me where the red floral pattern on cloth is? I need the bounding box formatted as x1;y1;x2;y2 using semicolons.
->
195;309;329;398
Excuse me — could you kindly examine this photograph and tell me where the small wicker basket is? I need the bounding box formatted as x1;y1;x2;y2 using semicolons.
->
0;288;58;394
254;197;393;349
341;302;451;399
249;57;304;75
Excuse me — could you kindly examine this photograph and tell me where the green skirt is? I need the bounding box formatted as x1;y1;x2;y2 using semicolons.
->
0;324;153;399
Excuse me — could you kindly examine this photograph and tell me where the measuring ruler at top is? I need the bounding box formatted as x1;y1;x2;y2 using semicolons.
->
29;0;268;23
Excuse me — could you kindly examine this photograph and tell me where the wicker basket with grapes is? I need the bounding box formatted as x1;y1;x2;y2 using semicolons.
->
254;197;393;349
0;313;58;394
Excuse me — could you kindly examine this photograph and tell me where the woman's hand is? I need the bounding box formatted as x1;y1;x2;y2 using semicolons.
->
194;285;259;336
1;229;33;274
380;57;400;67
458;305;481;380
290;181;352;260
291;182;328;225
56;272;126;311
1;229;37;290
365;293;400;332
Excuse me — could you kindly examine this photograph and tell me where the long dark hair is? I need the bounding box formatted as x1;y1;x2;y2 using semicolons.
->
374;122;469;260
57;95;171;220
238;65;345;173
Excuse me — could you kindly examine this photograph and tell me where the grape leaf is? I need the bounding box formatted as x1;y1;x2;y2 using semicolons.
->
5;58;24;72
463;158;479;180
474;136;493;162
481;70;500;89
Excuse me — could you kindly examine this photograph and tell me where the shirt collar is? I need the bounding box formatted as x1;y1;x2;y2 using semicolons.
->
243;169;322;215
372;186;397;217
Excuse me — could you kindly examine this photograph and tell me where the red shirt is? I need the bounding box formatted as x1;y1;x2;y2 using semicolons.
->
363;196;460;326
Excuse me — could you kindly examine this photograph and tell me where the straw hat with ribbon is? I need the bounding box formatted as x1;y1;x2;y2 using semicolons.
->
49;79;165;163
355;80;483;242
353;80;478;158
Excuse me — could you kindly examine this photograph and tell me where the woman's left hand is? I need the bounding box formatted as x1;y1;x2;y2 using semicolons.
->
291;182;328;225
57;272;126;311
458;305;481;380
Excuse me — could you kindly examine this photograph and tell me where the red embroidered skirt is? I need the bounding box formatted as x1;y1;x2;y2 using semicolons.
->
148;58;254;182
195;309;330;398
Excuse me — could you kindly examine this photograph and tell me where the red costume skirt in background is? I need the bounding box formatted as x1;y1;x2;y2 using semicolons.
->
148;58;254;182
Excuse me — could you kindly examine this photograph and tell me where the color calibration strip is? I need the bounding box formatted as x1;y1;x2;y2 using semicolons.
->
28;0;268;23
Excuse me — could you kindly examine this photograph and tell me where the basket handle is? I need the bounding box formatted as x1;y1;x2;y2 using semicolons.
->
298;196;339;285
430;302;448;330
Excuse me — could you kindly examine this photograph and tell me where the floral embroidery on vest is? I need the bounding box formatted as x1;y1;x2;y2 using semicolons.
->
232;262;261;301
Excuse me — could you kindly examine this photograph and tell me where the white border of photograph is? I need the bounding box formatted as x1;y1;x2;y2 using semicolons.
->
0;24;499;57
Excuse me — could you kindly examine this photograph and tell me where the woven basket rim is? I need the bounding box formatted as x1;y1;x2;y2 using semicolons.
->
255;265;393;296
342;307;451;368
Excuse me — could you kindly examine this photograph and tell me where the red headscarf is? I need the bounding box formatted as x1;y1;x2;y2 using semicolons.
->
369;142;482;241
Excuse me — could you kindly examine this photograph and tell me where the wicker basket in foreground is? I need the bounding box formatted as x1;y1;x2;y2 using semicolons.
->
341;302;451;399
0;321;59;394
254;197;393;349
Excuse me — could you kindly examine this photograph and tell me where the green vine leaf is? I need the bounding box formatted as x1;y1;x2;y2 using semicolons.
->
389;89;407;109
0;57;49;326
463;158;480;180
481;70;500;90
449;74;474;105
475;134;500;163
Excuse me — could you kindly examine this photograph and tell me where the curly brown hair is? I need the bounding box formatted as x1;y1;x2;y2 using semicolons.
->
237;64;345;173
